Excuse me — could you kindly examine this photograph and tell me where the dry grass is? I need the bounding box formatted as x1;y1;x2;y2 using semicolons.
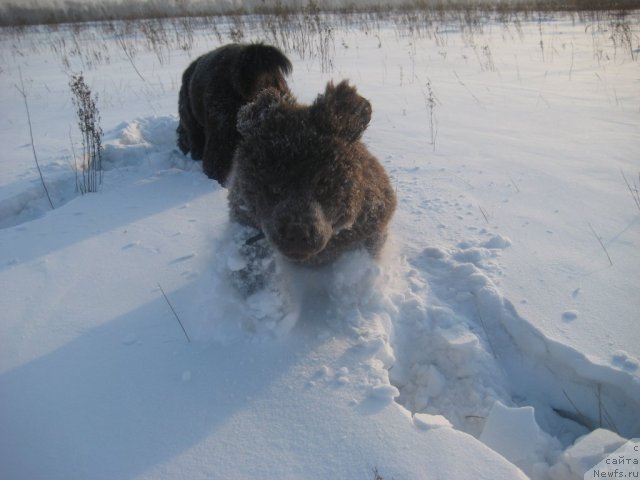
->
15;67;55;209
1;0;639;27
69;73;103;194
2;3;636;80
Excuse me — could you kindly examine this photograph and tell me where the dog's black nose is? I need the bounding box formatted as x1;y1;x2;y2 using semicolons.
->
279;222;316;250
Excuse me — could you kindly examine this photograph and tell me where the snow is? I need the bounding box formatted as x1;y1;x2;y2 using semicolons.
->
1;9;639;480
413;412;452;430
550;429;630;479
480;401;560;478
582;436;640;479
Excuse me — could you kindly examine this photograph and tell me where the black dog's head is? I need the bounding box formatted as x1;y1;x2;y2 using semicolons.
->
232;43;293;101
233;80;373;263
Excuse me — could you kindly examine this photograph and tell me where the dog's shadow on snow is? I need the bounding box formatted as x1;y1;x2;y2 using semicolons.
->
0;278;325;480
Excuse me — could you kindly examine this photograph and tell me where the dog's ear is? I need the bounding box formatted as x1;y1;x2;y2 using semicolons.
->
237;88;282;136
311;80;372;142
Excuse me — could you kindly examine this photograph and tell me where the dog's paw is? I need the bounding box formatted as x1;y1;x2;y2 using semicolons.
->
226;226;275;296
224;224;299;337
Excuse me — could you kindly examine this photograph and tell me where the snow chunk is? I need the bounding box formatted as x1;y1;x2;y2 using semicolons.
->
413;413;452;430
548;429;627;480
369;384;400;402
119;121;144;146
480;401;541;463
453;247;488;265
480;401;557;478
116;116;177;147
439;325;480;350
226;250;247;272
482;234;512;249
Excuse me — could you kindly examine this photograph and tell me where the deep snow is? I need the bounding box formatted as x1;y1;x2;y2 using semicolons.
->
0;10;639;480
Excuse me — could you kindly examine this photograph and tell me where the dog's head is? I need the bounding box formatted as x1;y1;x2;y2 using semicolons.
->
234;80;372;263
233;43;292;100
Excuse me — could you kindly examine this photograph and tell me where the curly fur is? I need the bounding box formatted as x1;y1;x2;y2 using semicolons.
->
228;80;397;266
177;43;292;185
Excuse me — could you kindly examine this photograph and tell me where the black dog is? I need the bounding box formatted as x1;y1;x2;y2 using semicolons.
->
177;43;292;185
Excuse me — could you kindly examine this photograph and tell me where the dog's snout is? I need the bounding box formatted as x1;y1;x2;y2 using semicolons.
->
278;221;317;250
265;199;333;262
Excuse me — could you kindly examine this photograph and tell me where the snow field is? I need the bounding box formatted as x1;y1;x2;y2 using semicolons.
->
1;10;639;480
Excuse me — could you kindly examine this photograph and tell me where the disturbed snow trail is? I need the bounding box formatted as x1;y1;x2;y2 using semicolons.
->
386;240;640;477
